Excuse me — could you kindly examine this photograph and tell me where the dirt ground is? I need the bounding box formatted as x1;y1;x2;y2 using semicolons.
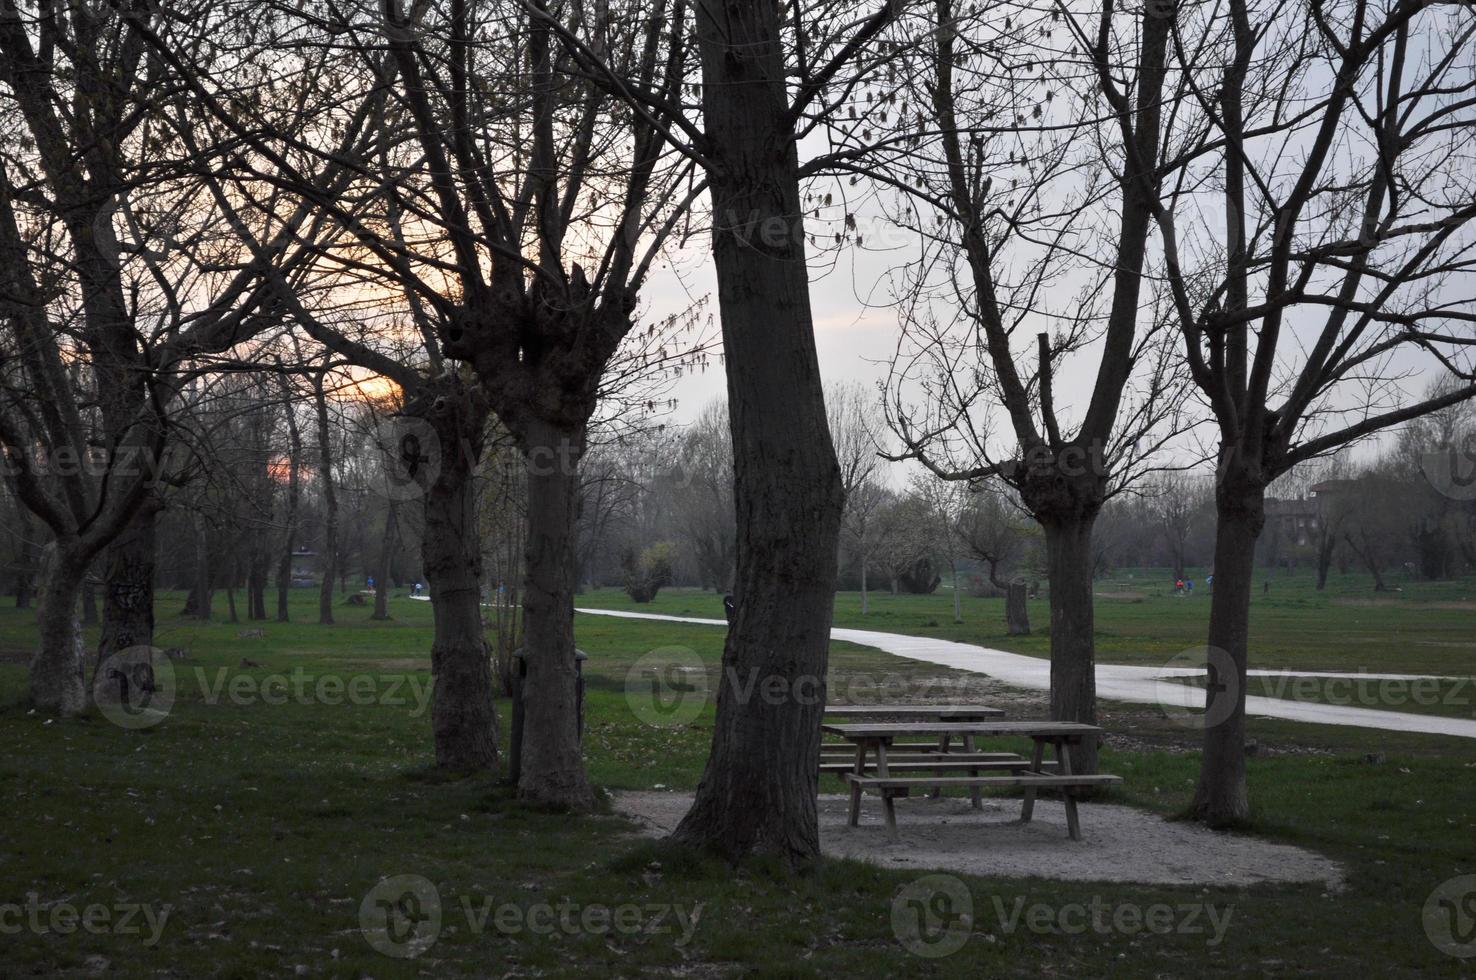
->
614;790;1345;888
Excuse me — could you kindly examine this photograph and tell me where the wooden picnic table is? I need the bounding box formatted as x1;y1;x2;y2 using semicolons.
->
822;721;1119;840
823;704;1004;719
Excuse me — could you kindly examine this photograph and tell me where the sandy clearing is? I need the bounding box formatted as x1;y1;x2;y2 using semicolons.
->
614;790;1344;888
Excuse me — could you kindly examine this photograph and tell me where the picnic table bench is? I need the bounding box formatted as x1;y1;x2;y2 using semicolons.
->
819;705;1011;798
823;720;1120;840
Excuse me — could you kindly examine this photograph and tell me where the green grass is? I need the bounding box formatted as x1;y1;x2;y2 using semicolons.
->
1;584;1474;977
579;569;1476;679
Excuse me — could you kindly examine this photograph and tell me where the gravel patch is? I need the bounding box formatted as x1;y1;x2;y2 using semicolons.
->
614;790;1344;889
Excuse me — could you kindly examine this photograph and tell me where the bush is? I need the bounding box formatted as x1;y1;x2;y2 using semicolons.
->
623;542;675;603
898;556;942;594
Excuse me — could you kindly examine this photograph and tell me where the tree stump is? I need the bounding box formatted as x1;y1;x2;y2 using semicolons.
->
1006;580;1030;635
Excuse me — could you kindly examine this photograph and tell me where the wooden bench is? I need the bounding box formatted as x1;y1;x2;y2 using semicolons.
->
823;721;1118;841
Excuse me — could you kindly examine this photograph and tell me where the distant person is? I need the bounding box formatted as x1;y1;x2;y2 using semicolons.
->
1185;578;1193;594
1175;578;1185;595
1206;574;1214;588
1263;581;1270;595
723;594;736;625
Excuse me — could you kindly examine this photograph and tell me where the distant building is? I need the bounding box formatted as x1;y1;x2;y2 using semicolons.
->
1264;497;1320;547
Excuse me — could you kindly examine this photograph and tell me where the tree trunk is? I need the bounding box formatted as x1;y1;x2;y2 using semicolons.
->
81;577;99;626
276;391;302;623
1192;483;1264;826
189;514;212;621
30;551;87;715
1006;580;1030;635
15;514;37;609
314;375;337;626
423;436;498;772
1315;534;1334;590
950;557;962;623
860;553;868;615
1042;517;1099;774
670;0;845;865
98;508;156;668
372;502;397;621
517;419;594;807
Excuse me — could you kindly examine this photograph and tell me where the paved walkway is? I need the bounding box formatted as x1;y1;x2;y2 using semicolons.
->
576;608;1476;739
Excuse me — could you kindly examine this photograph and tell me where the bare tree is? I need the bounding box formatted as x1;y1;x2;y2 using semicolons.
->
0;2;303;714
829;381;887;613
1140;0;1476;822
883;0;1192;772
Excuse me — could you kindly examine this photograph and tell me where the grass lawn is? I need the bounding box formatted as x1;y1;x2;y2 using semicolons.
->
1;584;1474;977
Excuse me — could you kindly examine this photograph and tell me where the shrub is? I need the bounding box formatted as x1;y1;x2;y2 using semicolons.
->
623;542;675;603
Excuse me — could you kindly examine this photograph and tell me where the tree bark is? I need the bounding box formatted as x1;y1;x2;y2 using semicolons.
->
670;0;845;864
97;508;156;668
30;550;87;715
81;577;99;626
1042;517;1099;774
1192;481;1264;826
1006;580;1030;635
423;423;498;772
517;419;594;807
15;511;37;609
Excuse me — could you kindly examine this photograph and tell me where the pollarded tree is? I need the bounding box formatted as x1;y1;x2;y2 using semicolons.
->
148;0;704;801
1144;0;1476;823
0;2;317;713
881;0;1195;772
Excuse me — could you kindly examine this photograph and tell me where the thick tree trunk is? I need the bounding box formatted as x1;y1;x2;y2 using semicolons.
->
1006;580;1030;635
424;440;499;772
30;552;87;715
670;0;845;864
1192;483;1264;826
517;419;594;807
1042;517;1099;774
15;519;37;609
97;508;156;668
247;542;269;620
516;419;590;802
81;577;99;626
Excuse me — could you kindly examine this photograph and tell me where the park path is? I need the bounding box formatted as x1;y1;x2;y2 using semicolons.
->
576;608;1476;740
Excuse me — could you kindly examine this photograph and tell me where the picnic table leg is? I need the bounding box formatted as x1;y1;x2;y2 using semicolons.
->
876;741;898;838
848;741;868;827
1057;737;1082;841
1019;737;1047;824
964;734;982;809
929;733;951;798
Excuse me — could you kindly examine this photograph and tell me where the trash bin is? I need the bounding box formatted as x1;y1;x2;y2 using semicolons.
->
508;647;587;787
